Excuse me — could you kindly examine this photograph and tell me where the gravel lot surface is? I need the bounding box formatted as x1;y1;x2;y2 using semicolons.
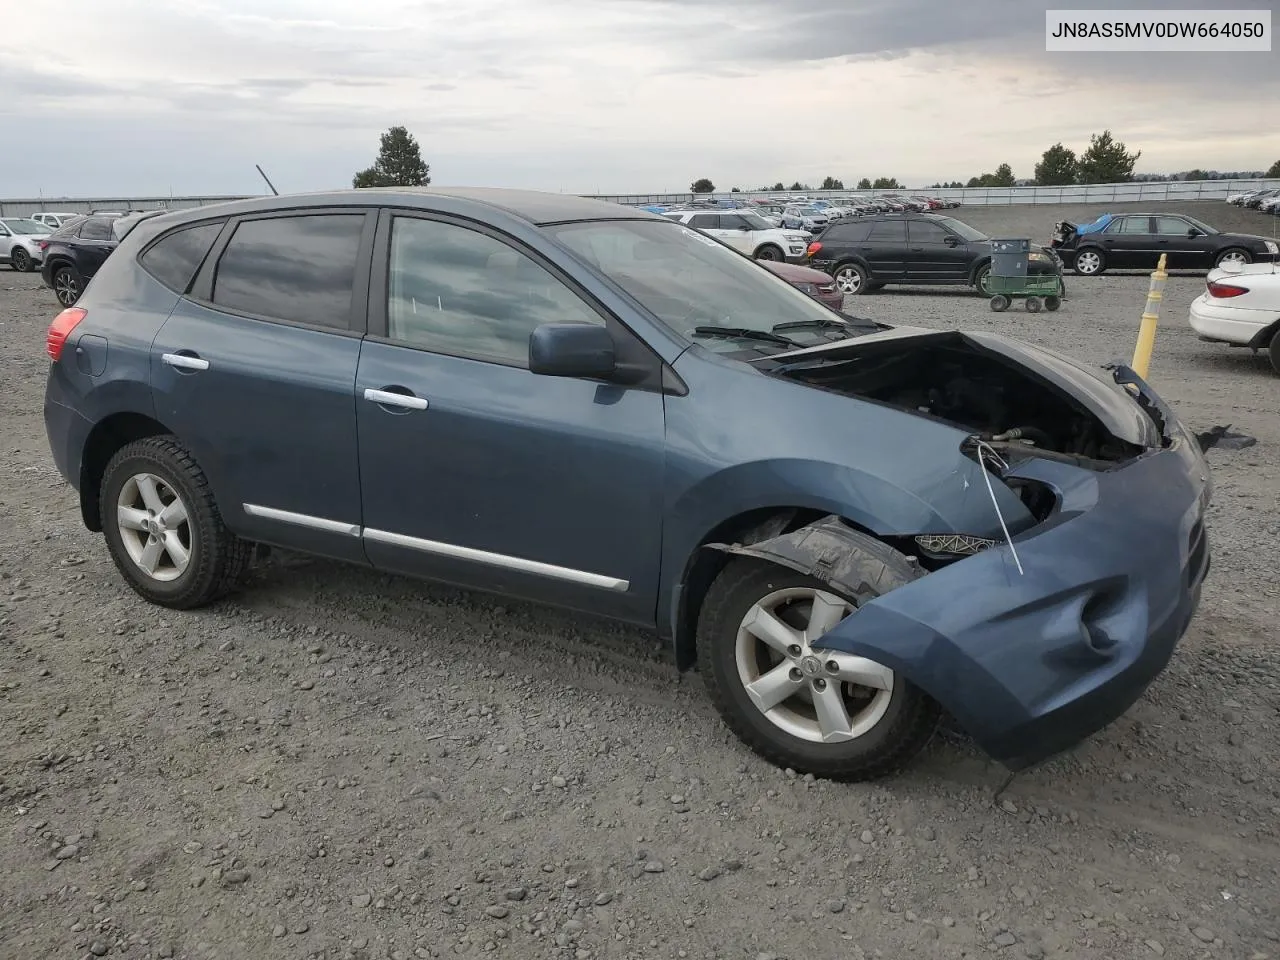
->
1;201;1278;960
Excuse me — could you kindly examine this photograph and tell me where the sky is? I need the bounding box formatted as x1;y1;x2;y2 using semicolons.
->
3;0;1279;198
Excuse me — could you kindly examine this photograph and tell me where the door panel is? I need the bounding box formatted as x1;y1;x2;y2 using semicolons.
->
149;209;375;563
1152;215;1210;268
904;220;969;281
862;220;907;280
355;212;667;623
1098;215;1153;269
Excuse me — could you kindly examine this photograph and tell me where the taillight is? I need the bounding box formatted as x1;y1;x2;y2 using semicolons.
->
46;307;87;361
1206;281;1249;299
38;240;49;251
806;241;822;258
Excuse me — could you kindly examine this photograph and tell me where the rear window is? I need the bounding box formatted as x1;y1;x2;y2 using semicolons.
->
210;213;365;329
867;220;907;242
140;221;224;293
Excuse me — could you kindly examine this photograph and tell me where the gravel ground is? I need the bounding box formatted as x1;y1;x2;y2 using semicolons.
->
1;201;1278;960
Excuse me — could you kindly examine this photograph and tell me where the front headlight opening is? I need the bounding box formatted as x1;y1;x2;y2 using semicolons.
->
914;534;998;558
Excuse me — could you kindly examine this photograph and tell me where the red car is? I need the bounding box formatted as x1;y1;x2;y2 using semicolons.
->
760;258;844;311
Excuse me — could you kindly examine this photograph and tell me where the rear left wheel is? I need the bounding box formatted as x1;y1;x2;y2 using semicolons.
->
1269;331;1280;376
697;555;940;780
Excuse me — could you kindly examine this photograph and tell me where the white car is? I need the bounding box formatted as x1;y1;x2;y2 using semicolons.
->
663;209;811;261
30;212;82;230
0;217;52;272
1259;195;1280;214
1188;261;1280;374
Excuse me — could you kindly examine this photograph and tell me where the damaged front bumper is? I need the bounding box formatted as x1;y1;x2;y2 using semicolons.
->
834;434;1208;769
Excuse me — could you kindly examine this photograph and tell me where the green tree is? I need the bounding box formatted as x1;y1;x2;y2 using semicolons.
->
352;125;430;187
992;163;1015;186
1034;143;1077;185
820;175;845;190
856;177;872;190
871;177;900;189
770;181;787;191
691;178;715;193
788;181;809;191
730;186;741;192
1266;159;1280;178
1076;130;1141;184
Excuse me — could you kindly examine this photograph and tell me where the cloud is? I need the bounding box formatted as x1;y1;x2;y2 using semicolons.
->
2;0;1277;197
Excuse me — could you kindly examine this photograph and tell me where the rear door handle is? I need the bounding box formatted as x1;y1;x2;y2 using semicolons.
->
364;387;428;411
162;352;209;371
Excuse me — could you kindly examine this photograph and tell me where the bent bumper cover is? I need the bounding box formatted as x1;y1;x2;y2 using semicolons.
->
818;438;1210;770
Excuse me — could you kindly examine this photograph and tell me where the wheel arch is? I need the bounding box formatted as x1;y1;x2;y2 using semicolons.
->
968;255;992;283
1248;317;1280;350
79;412;175;531
668;507;913;672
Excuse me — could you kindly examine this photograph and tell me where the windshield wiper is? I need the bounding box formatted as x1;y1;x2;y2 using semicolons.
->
692;326;800;347
772;316;848;332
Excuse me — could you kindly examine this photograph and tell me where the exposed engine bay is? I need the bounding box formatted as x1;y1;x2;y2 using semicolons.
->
771;337;1145;464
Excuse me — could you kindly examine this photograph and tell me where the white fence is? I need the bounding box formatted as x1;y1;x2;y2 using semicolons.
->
1;179;1277;216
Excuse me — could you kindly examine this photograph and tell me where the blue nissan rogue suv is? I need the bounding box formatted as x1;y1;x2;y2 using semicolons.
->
43;187;1211;780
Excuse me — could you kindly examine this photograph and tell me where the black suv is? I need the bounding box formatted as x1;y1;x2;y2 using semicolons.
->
807;213;1062;296
40;211;162;306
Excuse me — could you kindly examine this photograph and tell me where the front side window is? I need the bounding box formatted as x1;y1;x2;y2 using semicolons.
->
688;214;719;229
1154;216;1192;235
386;217;605;366
211;213;365;329
907;221;951;243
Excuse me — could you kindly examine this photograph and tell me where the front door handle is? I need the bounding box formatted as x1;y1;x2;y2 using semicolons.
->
162;352;209;371
364;387;428;411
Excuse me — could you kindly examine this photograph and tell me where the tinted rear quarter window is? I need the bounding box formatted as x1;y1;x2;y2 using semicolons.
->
140;221;224;293
824;222;872;243
79;218;115;241
210;214;365;329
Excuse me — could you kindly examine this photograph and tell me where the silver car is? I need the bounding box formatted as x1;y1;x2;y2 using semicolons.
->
0;217;52;272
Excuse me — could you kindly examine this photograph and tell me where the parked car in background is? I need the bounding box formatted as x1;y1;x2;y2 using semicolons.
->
781;205;830;232
1188;261;1280;374
758;258;845;310
40;210;163;305
1244;190;1279;210
664;209;810;261
30;212;83;230
0;217;53;272
807;213;1062;296
1052;212;1279;275
41;186;1211;781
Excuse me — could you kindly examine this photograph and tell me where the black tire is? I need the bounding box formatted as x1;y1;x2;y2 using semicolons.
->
1025;297;1042;313
1072;247;1105;276
1269;331;1280;377
974;263;992;296
832;262;870;296
53;265;84;306
754;244;784;261
11;247;32;272
1214;247;1252;268
1044;295;1062;311
696;554;941;781
990;294;1010;312
100;436;253;609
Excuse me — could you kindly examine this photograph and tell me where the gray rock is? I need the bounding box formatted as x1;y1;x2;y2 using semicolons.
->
504;887;528;901
89;942;108;957
55;844;79;860
993;931;1017;947
860;830;874;844
643;861;665;873
551;776;568;789
272;925;287;938
593;892;613;906
220;869;250;886
485;905;510;919
697;866;721;882
826;898;846;914
1145;940;1165;956
1192;927;1215;943
291;922;309;935
352;894;371;908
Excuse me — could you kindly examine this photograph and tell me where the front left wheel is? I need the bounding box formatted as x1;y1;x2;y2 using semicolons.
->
100;436;253;608
754;244;784;261
10;247;32;272
697;555;941;780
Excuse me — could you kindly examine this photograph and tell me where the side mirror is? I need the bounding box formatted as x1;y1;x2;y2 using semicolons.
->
943;235;960;246
529;323;617;380
1187;228;1201;238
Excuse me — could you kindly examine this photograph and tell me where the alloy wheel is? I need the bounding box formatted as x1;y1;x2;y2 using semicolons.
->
1075;251;1101;275
115;472;193;582
54;270;81;306
734;586;894;744
834;267;862;294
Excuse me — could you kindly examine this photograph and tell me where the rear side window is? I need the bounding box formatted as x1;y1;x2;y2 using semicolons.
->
689;214;719;229
868;220;907;242
824;222;872;243
79;217;114;241
210;214;365;329
140;222;224;293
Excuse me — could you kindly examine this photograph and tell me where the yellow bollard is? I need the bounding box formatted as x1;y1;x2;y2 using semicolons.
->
1131;253;1168;378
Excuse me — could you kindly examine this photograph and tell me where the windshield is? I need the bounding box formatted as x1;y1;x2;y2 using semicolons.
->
935;216;988;241
1;218;49;235
544;219;858;351
800;206;825;215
